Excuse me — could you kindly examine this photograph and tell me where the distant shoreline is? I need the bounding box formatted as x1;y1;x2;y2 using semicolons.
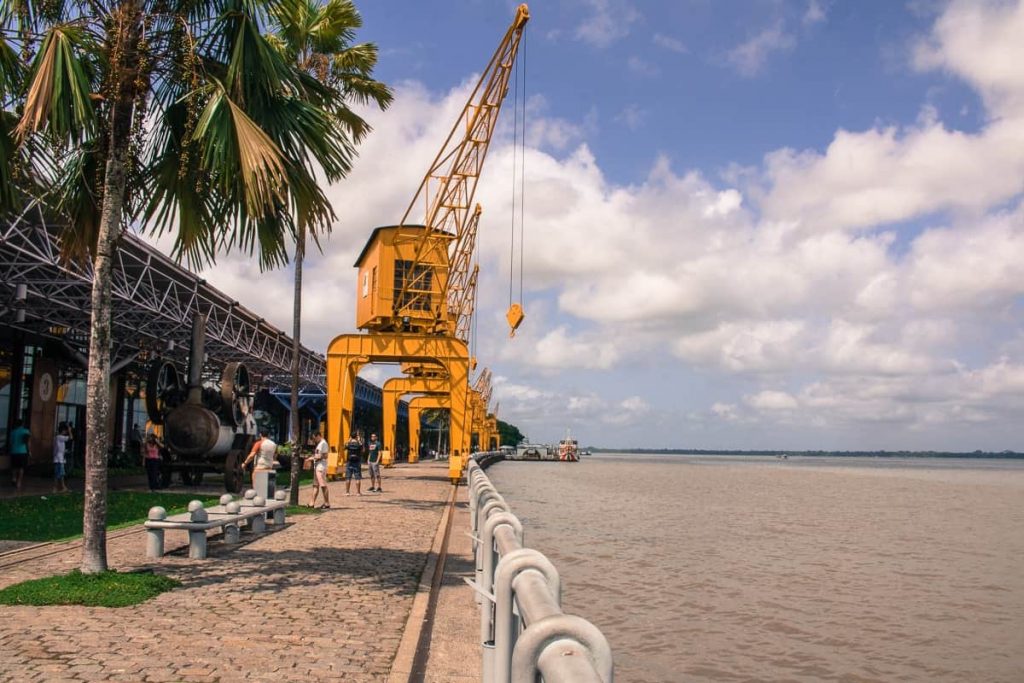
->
589;449;1023;459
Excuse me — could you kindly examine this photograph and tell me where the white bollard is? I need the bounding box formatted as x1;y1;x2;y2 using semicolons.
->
273;490;287;525
146;507;167;558
250;496;266;534
224;501;242;544
188;502;208;559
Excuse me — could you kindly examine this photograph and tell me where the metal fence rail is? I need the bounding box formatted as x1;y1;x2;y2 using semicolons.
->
467;456;613;683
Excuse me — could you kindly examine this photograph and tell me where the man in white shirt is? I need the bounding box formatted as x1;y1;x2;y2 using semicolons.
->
308;431;331;509
243;429;279;488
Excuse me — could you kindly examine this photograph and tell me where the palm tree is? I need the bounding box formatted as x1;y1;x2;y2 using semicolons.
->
8;0;360;573
268;0;393;505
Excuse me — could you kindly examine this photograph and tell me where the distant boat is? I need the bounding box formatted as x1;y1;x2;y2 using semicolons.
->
516;444;548;460
580;448;592;456
559;428;580;462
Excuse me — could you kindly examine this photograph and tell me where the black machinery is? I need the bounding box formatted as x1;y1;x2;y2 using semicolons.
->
145;314;258;492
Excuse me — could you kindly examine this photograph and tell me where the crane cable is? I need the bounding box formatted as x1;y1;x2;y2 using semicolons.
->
519;37;526;305
509;46;519;309
509;37;527;311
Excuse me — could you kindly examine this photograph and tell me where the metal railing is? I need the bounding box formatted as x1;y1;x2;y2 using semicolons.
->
467;456;614;683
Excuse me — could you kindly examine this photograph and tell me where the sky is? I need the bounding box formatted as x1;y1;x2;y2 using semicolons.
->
150;0;1024;451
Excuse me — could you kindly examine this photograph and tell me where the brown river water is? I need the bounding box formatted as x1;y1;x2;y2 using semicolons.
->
486;454;1024;682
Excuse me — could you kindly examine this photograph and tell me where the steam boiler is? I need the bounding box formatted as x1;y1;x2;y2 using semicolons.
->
145;314;258;492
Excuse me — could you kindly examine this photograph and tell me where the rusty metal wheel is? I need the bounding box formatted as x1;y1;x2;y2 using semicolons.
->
220;362;251;427
145;361;183;425
224;451;245;494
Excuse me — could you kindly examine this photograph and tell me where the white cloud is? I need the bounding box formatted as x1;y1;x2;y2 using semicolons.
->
745;390;798;411
758;117;1024;232
574;0;641;48
675;320;807;373
711;402;740;421
653;33;686;54
627;55;659;77
907;203;1024;312
726;23;795;77
500;325;621;371
803;0;827;27
913;0;1024;118
756;0;1024;234
137;0;1024;449
614;103;646;130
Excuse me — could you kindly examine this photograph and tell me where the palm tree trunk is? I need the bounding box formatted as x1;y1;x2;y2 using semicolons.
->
288;231;304;505
81;8;139;574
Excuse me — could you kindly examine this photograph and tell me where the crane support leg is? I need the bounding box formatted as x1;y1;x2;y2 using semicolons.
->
382;376;452;466
327;333;473;482
409;396;452;464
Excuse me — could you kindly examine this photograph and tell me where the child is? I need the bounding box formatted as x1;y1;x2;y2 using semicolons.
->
53;424;72;493
143;434;163;491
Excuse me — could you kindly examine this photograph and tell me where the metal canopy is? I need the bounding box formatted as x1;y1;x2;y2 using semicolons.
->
0;200;326;391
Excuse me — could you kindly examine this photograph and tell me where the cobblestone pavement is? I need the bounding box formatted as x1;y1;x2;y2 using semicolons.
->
0;461;454;682
421;493;480;683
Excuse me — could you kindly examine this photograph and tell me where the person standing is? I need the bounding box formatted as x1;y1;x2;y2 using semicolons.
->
53;424;72;493
309;431;331;509
129;422;143;457
8;419;30;492
142;433;163;491
244;429;278;488
367;433;383;493
344;433;363;496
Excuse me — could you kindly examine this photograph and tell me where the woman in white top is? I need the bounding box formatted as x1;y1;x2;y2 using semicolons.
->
308;431;331;509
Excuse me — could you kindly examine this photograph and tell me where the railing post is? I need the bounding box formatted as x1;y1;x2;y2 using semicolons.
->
493;549;560;683
511;614;614;683
479;511;523;682
473;460;613;683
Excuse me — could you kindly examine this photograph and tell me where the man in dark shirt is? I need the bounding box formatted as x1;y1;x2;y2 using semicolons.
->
367;433;383;493
344;433;363;496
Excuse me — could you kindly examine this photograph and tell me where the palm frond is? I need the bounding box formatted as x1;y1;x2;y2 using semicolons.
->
331;41;377;75
310;0;359;52
53;141;103;262
142;98;221;268
16;24;97;144
0;33;21;95
193;83;287;220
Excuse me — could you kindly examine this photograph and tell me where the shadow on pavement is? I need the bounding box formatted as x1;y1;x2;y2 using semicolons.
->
169;544;429;597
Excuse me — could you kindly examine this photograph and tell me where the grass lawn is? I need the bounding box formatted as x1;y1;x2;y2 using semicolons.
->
285;505;323;516
276;468;315;486
0;492;220;543
0;570;179;607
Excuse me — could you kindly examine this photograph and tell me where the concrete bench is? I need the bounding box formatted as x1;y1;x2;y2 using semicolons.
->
144;489;288;559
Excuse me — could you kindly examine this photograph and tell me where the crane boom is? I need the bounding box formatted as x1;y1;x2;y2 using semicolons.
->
449;203;482;340
392;4;529;330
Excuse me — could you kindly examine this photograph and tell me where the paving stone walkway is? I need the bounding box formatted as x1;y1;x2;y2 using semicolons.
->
0;460;455;682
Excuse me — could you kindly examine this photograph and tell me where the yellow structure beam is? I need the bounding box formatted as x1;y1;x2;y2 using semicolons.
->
382;375;452;464
408;395;451;462
327;333;472;483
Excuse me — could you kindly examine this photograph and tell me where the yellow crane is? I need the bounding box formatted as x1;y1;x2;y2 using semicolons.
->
328;5;530;482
